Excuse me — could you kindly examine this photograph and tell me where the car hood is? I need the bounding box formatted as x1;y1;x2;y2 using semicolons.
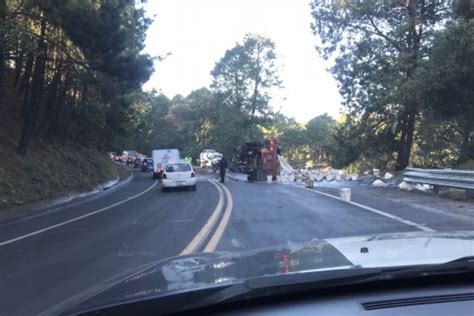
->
57;231;474;314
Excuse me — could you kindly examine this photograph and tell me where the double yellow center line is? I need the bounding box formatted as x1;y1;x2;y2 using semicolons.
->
180;179;233;255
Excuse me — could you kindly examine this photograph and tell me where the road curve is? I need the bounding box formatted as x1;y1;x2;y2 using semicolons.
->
0;167;220;316
1;166;471;315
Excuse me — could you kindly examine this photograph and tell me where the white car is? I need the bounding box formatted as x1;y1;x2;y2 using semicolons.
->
161;162;197;192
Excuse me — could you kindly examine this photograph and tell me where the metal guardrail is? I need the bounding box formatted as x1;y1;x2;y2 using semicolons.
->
404;168;474;197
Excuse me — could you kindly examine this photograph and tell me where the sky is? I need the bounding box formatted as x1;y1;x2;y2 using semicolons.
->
143;0;343;122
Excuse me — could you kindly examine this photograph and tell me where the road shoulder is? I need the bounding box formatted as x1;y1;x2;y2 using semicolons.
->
310;185;474;230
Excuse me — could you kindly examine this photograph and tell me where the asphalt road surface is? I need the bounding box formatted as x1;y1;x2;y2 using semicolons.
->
0;165;472;315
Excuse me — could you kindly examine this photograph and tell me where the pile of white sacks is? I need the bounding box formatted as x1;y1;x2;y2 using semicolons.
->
398;181;433;192
278;158;393;187
277;157;434;193
278;157;359;184
371;171;394;187
279;168;360;184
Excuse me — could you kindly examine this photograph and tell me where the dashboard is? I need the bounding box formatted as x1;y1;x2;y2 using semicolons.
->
229;284;474;315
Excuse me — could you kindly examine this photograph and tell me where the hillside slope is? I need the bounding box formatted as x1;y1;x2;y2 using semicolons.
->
0;75;117;211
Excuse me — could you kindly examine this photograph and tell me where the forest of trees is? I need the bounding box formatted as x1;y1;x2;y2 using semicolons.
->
0;0;153;155
1;0;472;173
129;0;473;171
310;0;473;170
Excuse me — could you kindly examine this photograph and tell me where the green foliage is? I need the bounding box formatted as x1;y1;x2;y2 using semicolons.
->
416;21;474;120
265;114;309;167
306;114;336;165
310;0;453;170
1;0;154;156
4;0;469;180
127;34;284;161
324;116;361;169
211;33;281;138
207;97;250;157
131;89;251;159
0;69;118;210
414;21;474;164
411;117;462;168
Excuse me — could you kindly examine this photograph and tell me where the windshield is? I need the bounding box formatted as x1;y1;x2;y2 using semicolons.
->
1;0;473;315
166;163;192;172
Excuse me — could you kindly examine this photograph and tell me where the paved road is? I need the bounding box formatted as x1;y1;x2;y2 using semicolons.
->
0;168;218;315
0;166;472;315
216;181;418;251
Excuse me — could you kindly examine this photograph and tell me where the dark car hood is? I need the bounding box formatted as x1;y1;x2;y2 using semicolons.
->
54;231;474;314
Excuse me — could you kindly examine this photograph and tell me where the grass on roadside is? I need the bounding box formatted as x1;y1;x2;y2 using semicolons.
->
0;138;117;210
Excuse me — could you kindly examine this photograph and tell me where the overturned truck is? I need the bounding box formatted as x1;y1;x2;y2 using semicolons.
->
230;139;280;181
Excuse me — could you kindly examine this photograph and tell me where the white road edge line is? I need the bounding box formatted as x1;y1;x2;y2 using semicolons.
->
295;185;435;233
0;181;159;247
180;180;225;255
204;181;234;252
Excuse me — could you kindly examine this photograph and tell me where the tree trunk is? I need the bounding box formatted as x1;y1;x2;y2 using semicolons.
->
13;53;24;88
19;54;34;122
19;54;34;98
248;69;262;139
248;45;262;140
17;18;47;156
38;63;61;135
0;0;6;104
395;105;416;170
395;109;408;169
0;35;5;104
249;82;259;139
49;71;70;137
394;0;422;171
457;119;474;164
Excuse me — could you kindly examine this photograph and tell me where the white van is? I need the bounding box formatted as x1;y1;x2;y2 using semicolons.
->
152;149;180;179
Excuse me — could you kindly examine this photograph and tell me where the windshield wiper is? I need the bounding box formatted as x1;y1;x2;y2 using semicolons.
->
183;257;474;312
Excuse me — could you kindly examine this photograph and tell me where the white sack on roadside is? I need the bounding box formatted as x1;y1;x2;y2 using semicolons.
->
415;184;426;191
398;181;412;191
384;172;394;180
314;174;324;181
415;184;433;191
372;179;386;187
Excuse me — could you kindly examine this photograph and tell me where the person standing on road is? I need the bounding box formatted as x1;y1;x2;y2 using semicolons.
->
219;155;229;183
